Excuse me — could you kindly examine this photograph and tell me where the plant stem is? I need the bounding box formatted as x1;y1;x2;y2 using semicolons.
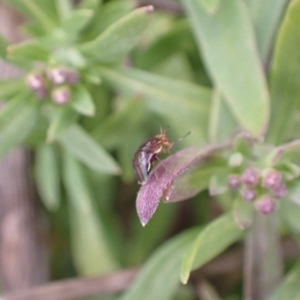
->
243;212;283;300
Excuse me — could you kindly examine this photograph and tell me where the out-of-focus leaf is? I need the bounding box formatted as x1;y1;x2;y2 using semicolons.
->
58;124;120;174
181;0;269;137
180;213;243;284
0;34;8;59
93;98;147;149
79;0;101;10
154;53;195;82
47;106;78;142
198;0;220;14
7;40;49;62
209;89;238;142
51;47;87;68
0;98;39;159
100;67;211;145
136;142;231;226
268;263;300;300
55;0;72;20
209;171;228;196
245;0;286;61
232;196;254;229
267;0;300;144
280;198;300;232
63;154;117;275
35;144;61;211
119;227;200;300
5;0;57;32
197;280;222;300
78;6;153;63
71;84;95;116
88;0;133;37
0;79;24;100
62;9;93;34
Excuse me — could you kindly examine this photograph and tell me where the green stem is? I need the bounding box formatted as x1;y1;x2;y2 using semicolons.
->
243;212;283;300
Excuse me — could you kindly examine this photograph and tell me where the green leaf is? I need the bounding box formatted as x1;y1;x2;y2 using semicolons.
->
47;106;78;142
62;9;93;34
198;0;220;14
120;227;200;300
71;84;95;116
55;0;73;20
209;89;238;142
63;153;117;275
181;0;269;137
232;196;254;229
180;213;243;284
5;0;57;33
79;0;101;10
0;33;8;59
280;199;300;233
78;6;153;63
35;144;61;211
267;0;300;144
0;79;24;100
245;0;286;61
7;40;49;62
58;124;120;174
100;67;211;145
0;98;39;159
93;98;147;149
268;263;300;300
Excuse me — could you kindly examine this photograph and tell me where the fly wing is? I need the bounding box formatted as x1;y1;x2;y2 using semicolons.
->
133;151;150;185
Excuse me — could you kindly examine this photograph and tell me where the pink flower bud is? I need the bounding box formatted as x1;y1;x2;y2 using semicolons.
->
228;174;241;189
242;167;259;186
255;195;275;215
262;169;282;189
26;72;45;90
47;67;68;85
52;86;71;105
240;188;256;202
272;183;287;199
66;69;79;85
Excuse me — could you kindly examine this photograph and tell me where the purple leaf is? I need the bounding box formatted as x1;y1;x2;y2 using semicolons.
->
136;142;231;226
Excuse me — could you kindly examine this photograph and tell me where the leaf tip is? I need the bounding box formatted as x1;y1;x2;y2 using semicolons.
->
144;5;154;14
180;273;189;285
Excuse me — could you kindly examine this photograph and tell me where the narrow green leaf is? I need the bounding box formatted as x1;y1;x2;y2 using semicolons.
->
0;34;8;59
55;0;73;20
180;213;243;284
0;79;24;100
47;106;77;142
7;40;49;62
181;0;269;137
79;0;101;10
268;263;300;300
267;0;300;144
63;154;117;275
78;6;154;63
280;199;300;233
209;89;238;142
245;0;286;61
198;0;220;14
35;144;61;211
120;227;200;300
100;67;211;145
0;100;39;159
58;124;120;174
71;84;95;116
62;9;93;34
232;196;254;229
5;0;57;33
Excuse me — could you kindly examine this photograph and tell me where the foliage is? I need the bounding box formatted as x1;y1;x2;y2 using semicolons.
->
1;0;300;299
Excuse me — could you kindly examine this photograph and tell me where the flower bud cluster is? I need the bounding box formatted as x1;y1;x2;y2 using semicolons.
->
228;167;288;216
26;66;79;105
